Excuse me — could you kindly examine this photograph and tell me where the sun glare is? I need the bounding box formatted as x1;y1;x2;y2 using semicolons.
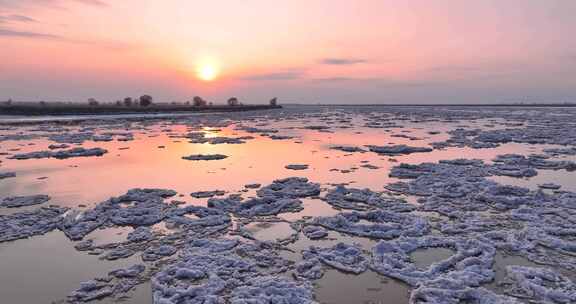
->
196;59;220;81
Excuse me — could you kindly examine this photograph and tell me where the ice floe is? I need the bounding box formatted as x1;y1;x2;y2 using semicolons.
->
9;147;108;160
0;194;50;208
182;154;228;161
0;206;68;242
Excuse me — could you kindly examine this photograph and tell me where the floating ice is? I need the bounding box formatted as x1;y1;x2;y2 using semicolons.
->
190;190;225;198
9;147;108;160
0;194;50;208
502;266;576;303
285;164;309;170
539;183;562;190
126;227;154;242
314;210;429;239
324;186;414;211
302;225;328;240
491;153;576;176
48;143;70;149
102;247;135;260
68;280;114;302
151;238;300;304
209;196;303;217
142;245;177;261
371;236;509;303
257;177;321;198
0;171;16;179
269;135;294;140
305;243;368;274
182;154;228;161
366;144;433;155
60;188;176;240
109;264;146;278
230;276;313;304
0;206;68;242
69;264;146;302
330;146;365;153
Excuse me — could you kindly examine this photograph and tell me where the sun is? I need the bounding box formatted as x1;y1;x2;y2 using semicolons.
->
196;60;220;81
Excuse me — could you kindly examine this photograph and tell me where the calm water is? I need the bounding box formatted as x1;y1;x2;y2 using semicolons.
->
1;106;574;303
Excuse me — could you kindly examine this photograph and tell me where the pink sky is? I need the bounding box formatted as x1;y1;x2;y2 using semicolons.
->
1;0;575;104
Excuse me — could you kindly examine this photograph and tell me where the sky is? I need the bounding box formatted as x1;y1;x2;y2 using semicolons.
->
1;0;575;104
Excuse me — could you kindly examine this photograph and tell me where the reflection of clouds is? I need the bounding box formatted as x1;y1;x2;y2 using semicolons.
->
1;117;558;212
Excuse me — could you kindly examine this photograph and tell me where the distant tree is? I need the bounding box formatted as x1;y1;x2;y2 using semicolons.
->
193;96;207;107
270;97;278;106
227;97;239;106
115;100;122;106
139;95;153;107
208;102;213;106
185;101;191;105
6;99;12;105
88;98;99;106
123;97;133;107
39;101;46;106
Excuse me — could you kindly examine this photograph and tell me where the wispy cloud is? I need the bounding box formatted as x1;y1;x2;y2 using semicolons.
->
0;26;136;51
312;77;438;87
73;0;107;7
312;76;381;82
0;14;38;23
0;27;61;39
240;71;304;81
428;65;483;72
0;0;108;9
319;58;366;65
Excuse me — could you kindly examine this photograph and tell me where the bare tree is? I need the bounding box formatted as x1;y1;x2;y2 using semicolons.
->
88;98;99;106
227;97;239;106
270;97;278;106
193;96;207;107
123;97;133;107
139;95;153;107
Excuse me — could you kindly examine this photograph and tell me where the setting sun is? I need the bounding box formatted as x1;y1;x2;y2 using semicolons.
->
196;60;220;81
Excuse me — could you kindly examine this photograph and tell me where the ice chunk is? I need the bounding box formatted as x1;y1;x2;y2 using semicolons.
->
0;194;50;208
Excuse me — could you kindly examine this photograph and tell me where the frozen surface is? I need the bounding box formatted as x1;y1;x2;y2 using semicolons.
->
8;147;108;160
2;105;576;303
1;194;51;208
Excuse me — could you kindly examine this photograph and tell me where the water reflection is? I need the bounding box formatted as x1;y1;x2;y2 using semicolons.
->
0;112;574;303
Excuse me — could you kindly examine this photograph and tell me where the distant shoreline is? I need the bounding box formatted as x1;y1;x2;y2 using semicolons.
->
289;103;576;108
0;103;282;116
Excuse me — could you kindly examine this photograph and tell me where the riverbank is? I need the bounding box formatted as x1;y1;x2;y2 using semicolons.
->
0;103;282;116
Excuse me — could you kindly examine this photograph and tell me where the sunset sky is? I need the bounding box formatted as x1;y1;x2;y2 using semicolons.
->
1;0;575;104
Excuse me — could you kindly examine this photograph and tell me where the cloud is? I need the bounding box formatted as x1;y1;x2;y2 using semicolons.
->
0;27;61;39
311;77;438;87
313;77;361;82
240;71;304;81
312;76;383;82
73;0;107;7
0;26;135;50
428;65;483;72
319;58;366;65
0;14;38;23
0;0;107;9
